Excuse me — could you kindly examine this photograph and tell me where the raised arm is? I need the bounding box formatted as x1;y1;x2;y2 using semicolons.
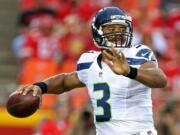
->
102;46;167;88
136;61;167;88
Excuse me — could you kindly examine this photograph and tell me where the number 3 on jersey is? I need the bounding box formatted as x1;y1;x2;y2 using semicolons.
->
93;83;111;122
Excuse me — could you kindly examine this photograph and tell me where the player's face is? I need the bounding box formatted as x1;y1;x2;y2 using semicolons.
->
102;24;127;46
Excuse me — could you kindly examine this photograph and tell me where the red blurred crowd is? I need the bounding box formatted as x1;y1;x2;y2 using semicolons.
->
12;0;180;135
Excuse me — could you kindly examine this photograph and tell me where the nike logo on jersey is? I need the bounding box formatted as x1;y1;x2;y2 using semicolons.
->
136;49;151;59
142;51;150;57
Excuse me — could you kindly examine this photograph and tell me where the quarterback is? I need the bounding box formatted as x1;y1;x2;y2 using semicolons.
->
13;7;167;135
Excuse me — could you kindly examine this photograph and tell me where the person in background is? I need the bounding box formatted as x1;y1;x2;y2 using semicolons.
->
68;102;95;135
34;95;71;135
157;97;180;135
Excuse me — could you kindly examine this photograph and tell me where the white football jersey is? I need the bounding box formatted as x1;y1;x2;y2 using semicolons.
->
76;44;158;135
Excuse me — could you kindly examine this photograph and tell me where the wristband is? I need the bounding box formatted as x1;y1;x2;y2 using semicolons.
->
126;66;138;79
33;82;48;94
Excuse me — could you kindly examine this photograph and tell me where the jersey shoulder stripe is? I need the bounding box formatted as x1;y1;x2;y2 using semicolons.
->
127;58;147;65
77;51;99;63
76;51;99;84
77;62;93;71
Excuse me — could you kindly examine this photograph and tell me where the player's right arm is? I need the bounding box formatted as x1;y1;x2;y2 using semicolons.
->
15;72;85;96
43;72;85;94
15;51;95;96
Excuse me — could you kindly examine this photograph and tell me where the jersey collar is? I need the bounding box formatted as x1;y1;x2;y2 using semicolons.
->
97;53;103;69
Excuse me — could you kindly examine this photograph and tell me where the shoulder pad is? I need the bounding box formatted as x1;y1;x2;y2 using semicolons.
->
134;45;152;59
76;51;99;71
77;51;99;63
135;44;157;61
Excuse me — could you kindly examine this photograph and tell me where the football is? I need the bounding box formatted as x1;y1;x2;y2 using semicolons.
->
6;91;40;118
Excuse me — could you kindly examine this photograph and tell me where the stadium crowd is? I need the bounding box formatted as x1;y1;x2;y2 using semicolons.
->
11;0;180;135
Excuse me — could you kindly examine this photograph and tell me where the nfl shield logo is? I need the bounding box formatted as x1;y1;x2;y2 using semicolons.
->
147;131;153;135
99;72;103;77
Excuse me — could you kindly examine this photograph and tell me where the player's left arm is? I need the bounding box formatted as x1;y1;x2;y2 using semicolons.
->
136;61;167;88
102;46;167;88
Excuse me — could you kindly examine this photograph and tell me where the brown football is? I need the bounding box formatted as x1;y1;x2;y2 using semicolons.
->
6;91;40;118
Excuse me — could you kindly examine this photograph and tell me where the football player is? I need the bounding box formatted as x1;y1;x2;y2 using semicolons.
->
14;7;167;135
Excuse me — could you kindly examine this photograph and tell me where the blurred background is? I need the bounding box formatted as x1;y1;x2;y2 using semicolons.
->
0;0;180;135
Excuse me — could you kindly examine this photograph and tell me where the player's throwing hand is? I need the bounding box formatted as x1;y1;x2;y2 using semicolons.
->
12;84;42;97
102;46;130;76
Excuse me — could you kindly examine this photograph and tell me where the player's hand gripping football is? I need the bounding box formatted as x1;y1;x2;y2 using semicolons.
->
102;46;130;76
15;84;42;96
10;84;42;106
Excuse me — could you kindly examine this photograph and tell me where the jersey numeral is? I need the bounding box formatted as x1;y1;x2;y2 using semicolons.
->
93;83;111;122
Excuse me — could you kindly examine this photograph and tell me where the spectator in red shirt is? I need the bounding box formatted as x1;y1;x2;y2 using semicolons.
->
20;15;61;62
18;0;59;12
19;15;61;85
34;97;72;135
18;0;56;27
162;30;180;95
76;0;103;21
